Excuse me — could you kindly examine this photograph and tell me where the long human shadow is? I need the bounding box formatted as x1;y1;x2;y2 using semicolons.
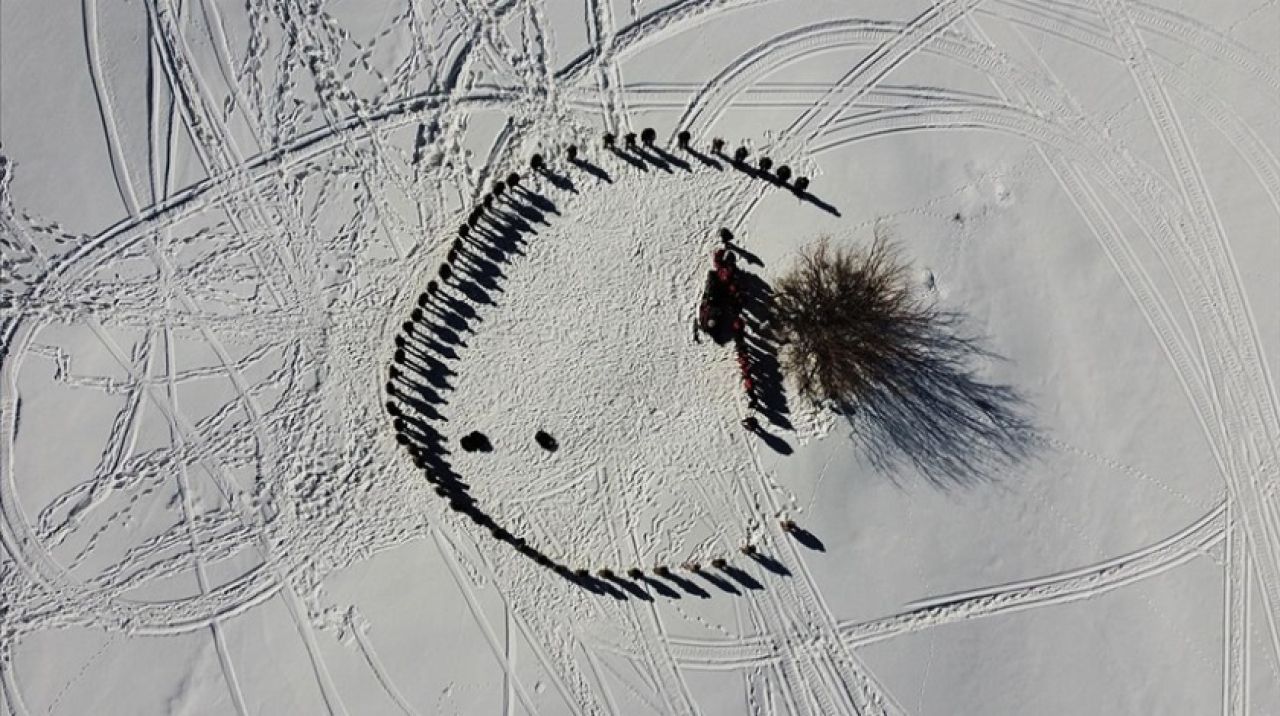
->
683;144;723;170
831;310;1037;489
646;143;691;172
658;571;711;599
389;189;577;570
390;173;723;601
736;270;792;435
787;526;825;552
386;136;813;599
569;156;614;184
795;187;841;217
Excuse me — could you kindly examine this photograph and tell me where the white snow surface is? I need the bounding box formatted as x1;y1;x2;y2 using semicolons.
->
1;0;1278;714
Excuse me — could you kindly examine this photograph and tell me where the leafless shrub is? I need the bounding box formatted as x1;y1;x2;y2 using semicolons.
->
773;232;1035;487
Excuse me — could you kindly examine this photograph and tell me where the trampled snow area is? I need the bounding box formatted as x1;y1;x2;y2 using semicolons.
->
1;0;1278;714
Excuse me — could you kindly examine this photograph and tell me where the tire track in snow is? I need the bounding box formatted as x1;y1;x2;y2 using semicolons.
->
430;529;542;716
81;0;144;217
675;16;1264;712
0;641;32;716
559;0;802;96
6;2;549;710
144;0;306;312
162;318;251;716
585;0;628;133
5;4;1274;712
954;18;1280;663
669;499;1227;666
841;500;1226;647
809;103;1248;541
1224;512;1250;716
683;409;896;715
595;470;697;716
0;207;288;637
1091;3;1280;646
995;0;1280;107
6;11;338;671
799;0;986;146
981;1;1280;246
0;232;286;637
348;609;421;716
194;0;266;153
684;16;1280;682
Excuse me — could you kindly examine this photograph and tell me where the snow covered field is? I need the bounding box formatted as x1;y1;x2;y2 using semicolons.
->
1;0;1278;714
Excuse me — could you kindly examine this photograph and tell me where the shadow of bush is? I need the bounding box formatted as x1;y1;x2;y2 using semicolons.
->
775;233;1036;488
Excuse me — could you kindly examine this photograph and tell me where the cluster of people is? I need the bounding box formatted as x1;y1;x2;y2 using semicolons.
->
385;157;567;572
697;228;768;430
707;138;811;193
698;242;743;339
382;130;799;596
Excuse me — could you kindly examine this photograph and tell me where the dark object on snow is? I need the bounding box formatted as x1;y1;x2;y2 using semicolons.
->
482;195;492;207
535;430;558;451
713;248;737;271
459;431;493;452
677;130;691;147
653;565;671;577
711;138;725;153
385;401;401;416
793;177;809;192
780;519;797;532
698;251;741;344
439;264;452;280
733;147;749;163
493;180;506;195
626;568;643;579
758;157;773;172
530;154;544;170
597;568;614;579
624;132;637;148
739;544;757;556
566;144;578;160
773;236;1036;488
710;558;728;569
507;172;521;186
603;132;615;147
427;280;439;295
640;127;656;145
719;227;733;243
741;416;759;432
776;165;792;182
459;224;470;237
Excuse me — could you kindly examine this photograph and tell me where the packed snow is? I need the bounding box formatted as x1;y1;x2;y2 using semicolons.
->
1;0;1278;714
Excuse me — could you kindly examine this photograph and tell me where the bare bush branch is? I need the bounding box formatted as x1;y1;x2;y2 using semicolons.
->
774;235;1035;487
